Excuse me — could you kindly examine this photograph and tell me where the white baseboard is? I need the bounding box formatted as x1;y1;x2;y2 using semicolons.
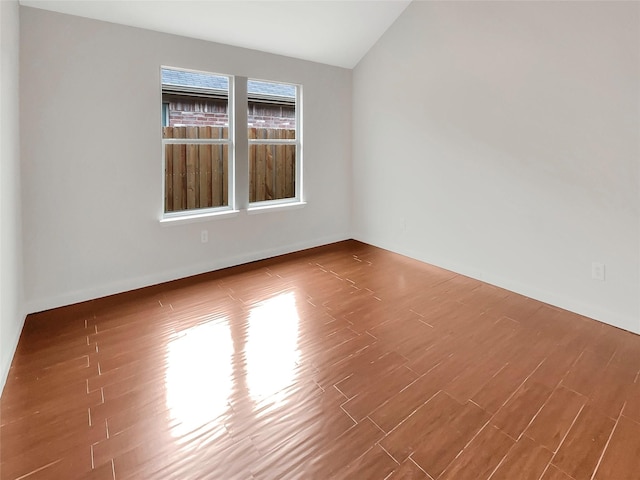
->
25;233;350;315
352;234;639;336
0;311;26;397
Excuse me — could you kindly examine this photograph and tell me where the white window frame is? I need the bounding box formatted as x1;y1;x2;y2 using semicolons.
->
247;79;302;209
161;66;235;221
160;71;304;224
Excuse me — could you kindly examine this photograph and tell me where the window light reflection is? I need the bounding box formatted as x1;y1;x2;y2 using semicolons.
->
165;320;233;437
245;292;300;404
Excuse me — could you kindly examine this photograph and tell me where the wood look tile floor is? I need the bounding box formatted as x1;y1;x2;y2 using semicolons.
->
2;240;640;480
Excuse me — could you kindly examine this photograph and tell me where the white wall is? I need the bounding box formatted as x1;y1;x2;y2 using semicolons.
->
352;1;640;333
20;7;352;313
0;0;25;393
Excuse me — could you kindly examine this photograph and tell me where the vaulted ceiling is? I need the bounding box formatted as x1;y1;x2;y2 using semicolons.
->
20;0;412;68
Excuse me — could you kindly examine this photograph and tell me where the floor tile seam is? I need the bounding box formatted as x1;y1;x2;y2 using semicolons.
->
446;376;553;480
329;415;384;449
366;359;456;432
339;402;358;426
494;432;557;480
0;405;101;438
520;432;554;455
87;323;178;340
434;419;495;480
9;352;94;375
405;337;447;366
536;459;578;480
376;388;443;441
373;439;400;473
367;415;387;439
450;360;516;408
382;471;395;480
544;401;587;480
555;400;587;454
1;443;93;476
404;356;447;379
365;414;386;435
588;401;624;480
250;443;319;480
560;347;597;385
334;442;390;479
489;424;518;444
604;359;640;387
336;370;412;412
396;363;422;385
18;327;92;341
620;410;640;427
487;356;547;416
325;333;378;365
557;384;623;422
485;431;524;480
562;360;619;400
556;384;591;403
329;383;349;403
12;458;62;480
511;385;557;443
90;423;169;471
0;412;71;432
91;418;109;445
3;383;95;406
334;374;355;399
536;462;553;480
85;369;159;394
407;455;435;480
586;344;616;368
479;360;510;387
87;407;94;429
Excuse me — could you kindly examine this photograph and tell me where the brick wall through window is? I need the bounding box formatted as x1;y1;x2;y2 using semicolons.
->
166;97;295;129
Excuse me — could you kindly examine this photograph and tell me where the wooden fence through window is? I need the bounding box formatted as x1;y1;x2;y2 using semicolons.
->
163;126;296;212
249;127;296;204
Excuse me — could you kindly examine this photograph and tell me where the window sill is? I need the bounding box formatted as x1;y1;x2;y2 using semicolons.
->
247;201;307;215
160;209;240;226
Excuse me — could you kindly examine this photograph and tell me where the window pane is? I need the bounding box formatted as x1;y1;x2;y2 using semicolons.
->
164;142;229;212
248;79;297;204
162;68;229;138
249;144;296;203
247;80;296;135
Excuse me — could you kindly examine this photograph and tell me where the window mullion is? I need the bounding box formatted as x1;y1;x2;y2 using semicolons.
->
233;76;249;211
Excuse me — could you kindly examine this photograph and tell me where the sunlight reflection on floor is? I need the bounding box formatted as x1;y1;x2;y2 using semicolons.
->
165;320;233;436
246;291;301;405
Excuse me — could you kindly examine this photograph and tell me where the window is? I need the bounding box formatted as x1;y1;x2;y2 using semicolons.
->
161;67;232;216
161;68;302;220
248;80;300;205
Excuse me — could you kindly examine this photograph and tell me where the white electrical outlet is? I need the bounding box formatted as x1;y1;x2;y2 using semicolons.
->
591;262;605;281
201;230;208;243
